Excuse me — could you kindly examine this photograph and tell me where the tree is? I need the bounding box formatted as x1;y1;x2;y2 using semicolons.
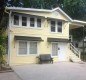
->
0;0;8;69
63;0;86;20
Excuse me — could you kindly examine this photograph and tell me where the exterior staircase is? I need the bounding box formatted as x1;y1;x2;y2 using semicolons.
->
68;43;81;62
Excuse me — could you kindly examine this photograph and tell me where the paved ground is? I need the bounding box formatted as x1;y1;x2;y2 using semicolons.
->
12;62;86;80
0;72;21;80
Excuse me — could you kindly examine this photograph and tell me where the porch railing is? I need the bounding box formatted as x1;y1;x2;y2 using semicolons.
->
69;43;81;58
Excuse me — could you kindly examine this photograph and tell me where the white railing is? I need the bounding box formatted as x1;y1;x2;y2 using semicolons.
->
69;43;81;58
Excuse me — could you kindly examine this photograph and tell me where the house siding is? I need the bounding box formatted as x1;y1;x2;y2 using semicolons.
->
9;9;70;65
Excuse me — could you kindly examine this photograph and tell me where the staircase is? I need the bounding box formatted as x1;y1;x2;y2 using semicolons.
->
68;43;81;62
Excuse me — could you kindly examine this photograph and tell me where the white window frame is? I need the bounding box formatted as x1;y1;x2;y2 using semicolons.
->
17;40;38;56
21;15;27;27
29;17;42;29
51;42;58;57
12;14;43;29
50;20;63;33
12;14;20;27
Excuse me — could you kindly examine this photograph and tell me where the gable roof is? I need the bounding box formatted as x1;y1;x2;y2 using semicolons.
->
6;7;86;25
6;7;72;21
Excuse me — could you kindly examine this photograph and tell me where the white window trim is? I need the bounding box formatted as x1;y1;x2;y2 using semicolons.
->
50;20;63;33
12;14;20;27
21;15;28;27
12;14;43;29
29;17;42;28
51;42;58;57
17;40;38;56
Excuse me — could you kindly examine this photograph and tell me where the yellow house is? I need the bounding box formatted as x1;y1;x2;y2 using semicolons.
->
6;7;86;65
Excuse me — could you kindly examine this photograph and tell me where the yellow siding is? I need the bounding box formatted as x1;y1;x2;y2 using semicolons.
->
9;10;70;65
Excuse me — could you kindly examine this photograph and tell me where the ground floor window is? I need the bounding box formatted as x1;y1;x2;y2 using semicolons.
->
18;41;38;55
52;43;58;56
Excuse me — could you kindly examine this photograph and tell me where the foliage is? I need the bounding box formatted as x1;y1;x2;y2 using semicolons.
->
0;0;8;67
63;0;86;20
7;0;86;20
0;34;7;65
7;0;60;9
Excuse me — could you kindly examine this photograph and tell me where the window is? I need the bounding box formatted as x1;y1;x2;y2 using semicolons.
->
14;15;19;25
58;22;62;32
13;15;42;28
19;41;27;55
51;20;62;33
30;18;35;27
18;41;37;55
37;18;41;27
22;16;27;26
52;43;58;56
51;21;55;32
30;42;37;54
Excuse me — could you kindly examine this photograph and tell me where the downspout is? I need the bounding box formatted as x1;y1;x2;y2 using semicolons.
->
4;8;11;65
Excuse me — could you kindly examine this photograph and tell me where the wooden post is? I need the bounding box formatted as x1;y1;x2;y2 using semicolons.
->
83;27;85;60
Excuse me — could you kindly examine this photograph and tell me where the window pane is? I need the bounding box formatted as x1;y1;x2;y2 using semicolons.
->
30;42;37;54
51;21;55;32
22;16;27;26
14;15;19;25
37;19;41;27
58;22;62;32
19;41;27;55
30;18;34;27
52;43;58;56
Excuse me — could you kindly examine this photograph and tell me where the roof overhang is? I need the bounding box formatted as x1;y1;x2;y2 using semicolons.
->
47;38;69;42
12;12;45;18
6;7;86;26
15;36;43;41
72;20;86;25
6;7;72;21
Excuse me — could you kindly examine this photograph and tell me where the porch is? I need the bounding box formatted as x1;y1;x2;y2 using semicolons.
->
69;20;86;61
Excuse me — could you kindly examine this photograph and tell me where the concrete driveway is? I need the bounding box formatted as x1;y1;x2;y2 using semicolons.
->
0;72;21;80
12;62;86;80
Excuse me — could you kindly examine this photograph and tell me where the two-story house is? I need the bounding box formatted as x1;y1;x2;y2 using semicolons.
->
6;7;86;65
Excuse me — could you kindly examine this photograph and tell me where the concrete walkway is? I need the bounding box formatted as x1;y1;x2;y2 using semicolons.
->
12;62;86;80
0;72;21;80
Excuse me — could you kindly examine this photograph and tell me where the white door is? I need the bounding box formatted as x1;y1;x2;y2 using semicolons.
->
58;43;67;61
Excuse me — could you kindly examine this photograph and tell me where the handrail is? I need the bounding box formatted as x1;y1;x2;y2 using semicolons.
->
69;43;81;58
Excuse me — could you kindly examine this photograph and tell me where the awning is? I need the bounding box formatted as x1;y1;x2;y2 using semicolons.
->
47;38;69;42
14;36;43;41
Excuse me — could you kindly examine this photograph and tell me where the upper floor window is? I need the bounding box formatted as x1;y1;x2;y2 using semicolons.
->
22;16;27;26
30;17;35;27
51;20;62;33
14;15;19;25
51;21;55;32
37;18;41;28
58;22;62;32
30;18;41;28
13;15;42;28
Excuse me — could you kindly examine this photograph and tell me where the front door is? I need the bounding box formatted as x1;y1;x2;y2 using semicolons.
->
52;42;67;61
58;43;67;61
